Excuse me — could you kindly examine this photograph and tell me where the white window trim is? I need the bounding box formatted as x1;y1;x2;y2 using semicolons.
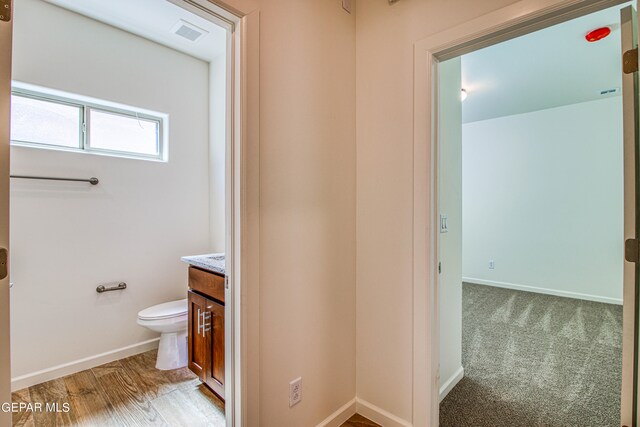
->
10;81;169;162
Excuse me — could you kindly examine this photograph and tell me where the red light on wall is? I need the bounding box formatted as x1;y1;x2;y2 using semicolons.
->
585;26;611;42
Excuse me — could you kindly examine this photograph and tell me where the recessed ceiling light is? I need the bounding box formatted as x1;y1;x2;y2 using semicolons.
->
461;89;468;102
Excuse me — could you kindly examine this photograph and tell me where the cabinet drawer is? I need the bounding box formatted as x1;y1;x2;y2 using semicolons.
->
189;266;225;303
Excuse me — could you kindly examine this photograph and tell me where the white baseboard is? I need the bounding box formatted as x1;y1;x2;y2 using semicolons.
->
355;398;412;427
463;277;623;305
439;366;464;402
11;338;160;391
316;398;357;427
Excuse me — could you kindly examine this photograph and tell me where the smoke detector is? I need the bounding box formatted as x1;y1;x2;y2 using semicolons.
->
171;19;209;42
585;26;611;42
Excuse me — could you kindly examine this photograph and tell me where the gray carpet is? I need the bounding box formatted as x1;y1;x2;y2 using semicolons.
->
439;283;623;427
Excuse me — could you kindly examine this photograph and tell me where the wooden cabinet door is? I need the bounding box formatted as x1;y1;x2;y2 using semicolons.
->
188;290;210;382
205;298;225;400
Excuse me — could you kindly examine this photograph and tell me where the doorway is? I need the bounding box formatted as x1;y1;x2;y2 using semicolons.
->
0;0;259;426
10;0;229;423
412;0;640;426
438;5;626;425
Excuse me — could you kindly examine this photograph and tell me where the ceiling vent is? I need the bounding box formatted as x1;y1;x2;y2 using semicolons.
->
171;19;209;42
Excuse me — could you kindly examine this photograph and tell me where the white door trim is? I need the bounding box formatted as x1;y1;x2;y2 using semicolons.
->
164;2;261;424
187;2;261;426
412;1;631;426
0;1;13;426
619;5;638;425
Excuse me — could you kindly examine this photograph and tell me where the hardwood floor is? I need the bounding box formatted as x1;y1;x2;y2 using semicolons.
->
340;414;380;426
12;355;376;427
11;350;225;427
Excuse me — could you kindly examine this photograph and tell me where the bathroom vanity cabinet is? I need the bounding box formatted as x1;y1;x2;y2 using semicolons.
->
187;266;225;400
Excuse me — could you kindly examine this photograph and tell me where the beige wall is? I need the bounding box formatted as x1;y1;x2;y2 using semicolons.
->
355;0;521;422
257;1;356;425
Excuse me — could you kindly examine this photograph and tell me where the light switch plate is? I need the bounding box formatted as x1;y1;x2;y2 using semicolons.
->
342;0;352;14
439;214;448;233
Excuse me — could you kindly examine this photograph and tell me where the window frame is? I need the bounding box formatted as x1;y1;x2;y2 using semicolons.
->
10;90;84;150
10;85;166;161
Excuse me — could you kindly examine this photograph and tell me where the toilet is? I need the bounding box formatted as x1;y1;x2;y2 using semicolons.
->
137;299;188;370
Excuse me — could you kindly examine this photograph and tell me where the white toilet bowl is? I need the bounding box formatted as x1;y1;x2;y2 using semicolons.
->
137;299;188;370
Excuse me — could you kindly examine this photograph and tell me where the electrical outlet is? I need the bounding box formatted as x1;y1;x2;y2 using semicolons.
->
489;260;495;270
289;377;302;407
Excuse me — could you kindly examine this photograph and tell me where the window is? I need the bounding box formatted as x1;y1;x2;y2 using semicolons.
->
88;110;160;156
10;86;166;161
11;95;82;149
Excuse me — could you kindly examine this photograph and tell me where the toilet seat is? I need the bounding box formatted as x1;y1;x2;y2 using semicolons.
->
138;299;188;321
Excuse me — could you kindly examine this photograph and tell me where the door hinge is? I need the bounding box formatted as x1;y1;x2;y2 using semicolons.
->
625;238;639;263
0;0;10;22
438;262;442;274
623;47;638;74
225;276;229;289
0;248;7;280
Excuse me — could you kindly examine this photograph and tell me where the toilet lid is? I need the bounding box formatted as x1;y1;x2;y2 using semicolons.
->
138;299;188;321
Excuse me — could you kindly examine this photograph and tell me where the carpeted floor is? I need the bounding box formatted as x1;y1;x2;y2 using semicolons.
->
439;283;623;427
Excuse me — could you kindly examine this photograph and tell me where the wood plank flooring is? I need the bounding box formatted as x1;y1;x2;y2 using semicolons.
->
340;414;380;426
12;352;375;427
11;350;225;427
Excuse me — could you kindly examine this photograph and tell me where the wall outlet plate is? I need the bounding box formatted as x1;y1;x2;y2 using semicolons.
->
289;377;302;407
489;260;495;269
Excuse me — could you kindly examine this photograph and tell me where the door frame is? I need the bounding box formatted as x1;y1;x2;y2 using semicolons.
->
169;2;260;425
0;0;260;426
0;1;13;426
412;0;633;426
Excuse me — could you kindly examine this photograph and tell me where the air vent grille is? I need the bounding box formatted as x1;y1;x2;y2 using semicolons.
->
171;19;208;42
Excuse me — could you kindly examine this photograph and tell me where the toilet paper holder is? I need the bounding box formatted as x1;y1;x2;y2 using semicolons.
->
96;282;127;293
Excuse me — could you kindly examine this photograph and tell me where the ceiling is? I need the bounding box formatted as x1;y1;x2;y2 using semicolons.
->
44;0;227;62
461;2;632;123
40;0;631;121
